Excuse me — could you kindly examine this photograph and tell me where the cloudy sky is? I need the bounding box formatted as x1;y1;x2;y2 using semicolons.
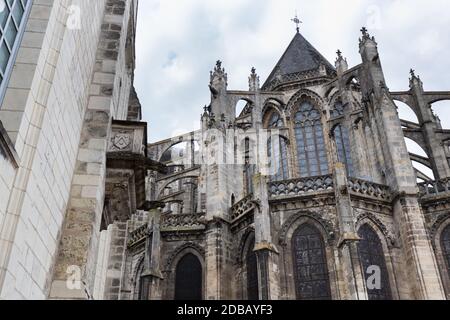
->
135;0;450;156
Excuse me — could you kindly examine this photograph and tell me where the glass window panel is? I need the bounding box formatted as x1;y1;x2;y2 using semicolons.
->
12;0;24;25
0;0;30;92
0;1;10;28
5;19;16;47
0;41;10;72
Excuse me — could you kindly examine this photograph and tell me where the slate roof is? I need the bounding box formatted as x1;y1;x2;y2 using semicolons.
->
262;32;335;89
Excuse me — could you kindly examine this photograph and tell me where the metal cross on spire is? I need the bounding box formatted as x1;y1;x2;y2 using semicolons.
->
291;12;302;33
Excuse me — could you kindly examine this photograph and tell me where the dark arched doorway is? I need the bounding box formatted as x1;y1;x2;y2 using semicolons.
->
175;253;203;300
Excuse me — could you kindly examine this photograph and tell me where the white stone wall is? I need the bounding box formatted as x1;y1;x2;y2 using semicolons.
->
0;156;16;224
0;0;107;299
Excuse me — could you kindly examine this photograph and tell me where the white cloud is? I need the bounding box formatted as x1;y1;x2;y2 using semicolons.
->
135;0;450;142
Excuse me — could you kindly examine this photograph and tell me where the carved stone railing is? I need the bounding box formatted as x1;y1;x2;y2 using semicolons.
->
418;179;450;197
347;177;391;201
230;194;255;221
269;175;334;199
161;213;206;232
127;223;148;247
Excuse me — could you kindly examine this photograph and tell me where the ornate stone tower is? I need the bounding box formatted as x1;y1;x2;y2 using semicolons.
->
114;27;450;301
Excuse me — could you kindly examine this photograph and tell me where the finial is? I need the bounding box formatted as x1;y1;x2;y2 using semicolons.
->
251;67;256;75
410;68;416;78
216;60;222;69
361;27;368;36
336;50;342;58
291;12;302;33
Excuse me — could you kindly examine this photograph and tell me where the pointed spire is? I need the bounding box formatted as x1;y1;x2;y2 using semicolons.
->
210;60;228;90
409;68;423;90
359;27;377;46
262;32;335;90
335;49;348;74
249;67;260;91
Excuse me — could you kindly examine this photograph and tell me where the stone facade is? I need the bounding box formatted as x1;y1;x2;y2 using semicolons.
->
116;30;450;300
0;2;449;301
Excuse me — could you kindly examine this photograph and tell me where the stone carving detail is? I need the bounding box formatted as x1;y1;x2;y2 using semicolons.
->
163;242;205;272
264;69;333;91
161;213;206;231
230;194;255;221
348;177;391;201
355;212;396;248
278;211;336;246
269;175;333;198
429;213;450;240
418;179;450;197
128;223;148;247
111;131;133;151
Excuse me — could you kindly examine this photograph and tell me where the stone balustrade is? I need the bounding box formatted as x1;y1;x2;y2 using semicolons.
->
347;177;391;201
161;213;206;231
230;194;255;221
418;179;450;197
127;223;148;247
269;175;334;198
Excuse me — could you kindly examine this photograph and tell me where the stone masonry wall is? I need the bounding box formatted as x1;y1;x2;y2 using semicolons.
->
49;0;135;299
0;0;107;300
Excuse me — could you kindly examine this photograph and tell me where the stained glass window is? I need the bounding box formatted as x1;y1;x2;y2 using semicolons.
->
331;101;345;117
246;238;259;300
267;136;289;181
334;125;354;176
268;111;284;128
292;224;332;300
294;102;328;177
358;225;392;300
441;225;450;281
175;254;203;300
0;0;31;97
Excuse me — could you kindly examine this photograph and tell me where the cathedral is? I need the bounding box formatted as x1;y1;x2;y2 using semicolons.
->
0;0;449;300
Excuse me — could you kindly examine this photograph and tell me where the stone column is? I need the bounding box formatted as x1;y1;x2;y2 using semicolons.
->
253;173;280;300
409;74;450;179
359;30;445;299
141;207;164;300
49;0;132;299
333;163;367;300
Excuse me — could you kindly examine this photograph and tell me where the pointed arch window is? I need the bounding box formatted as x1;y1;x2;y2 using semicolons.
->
441;225;450;280
294;102;328;177
357;225;392;300
268;111;284;128
175;254;203;300
334;125;354;176
267;136;289;181
246;238;259;300
292;224;332;300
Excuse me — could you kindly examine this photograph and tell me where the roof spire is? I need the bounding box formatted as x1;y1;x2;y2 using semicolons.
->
291;11;302;33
